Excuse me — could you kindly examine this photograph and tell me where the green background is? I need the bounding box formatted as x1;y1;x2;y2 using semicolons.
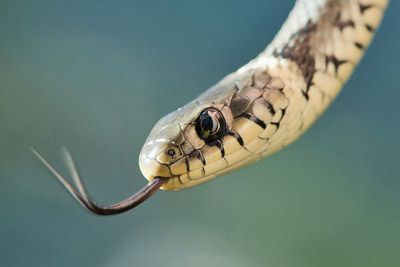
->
1;1;399;266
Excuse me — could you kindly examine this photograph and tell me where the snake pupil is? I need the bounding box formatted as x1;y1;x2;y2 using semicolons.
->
200;116;214;134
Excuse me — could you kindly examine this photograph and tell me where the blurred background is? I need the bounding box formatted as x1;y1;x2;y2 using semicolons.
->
1;1;399;266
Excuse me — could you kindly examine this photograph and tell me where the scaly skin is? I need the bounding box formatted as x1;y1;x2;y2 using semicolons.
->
139;0;389;190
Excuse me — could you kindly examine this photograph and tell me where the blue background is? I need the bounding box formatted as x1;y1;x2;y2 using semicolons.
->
1;1;399;266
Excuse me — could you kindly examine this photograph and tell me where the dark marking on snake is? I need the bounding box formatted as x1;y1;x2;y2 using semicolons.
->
334;12;355;32
302;90;310;101
359;3;374;14
354;42;365;50
213;139;225;158
258;136;269;141
177;175;184;185
227;131;244;146
185;157;191;172
325;55;347;74
273;20;317;100
271;122;280;128
241;112;267;129
266;101;276;115
335;20;355;32
190;150;206;166
272;109;285;125
365;24;375;33
201;167;206;177
281;108;286;120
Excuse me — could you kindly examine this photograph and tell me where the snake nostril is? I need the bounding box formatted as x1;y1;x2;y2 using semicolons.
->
167;149;176;157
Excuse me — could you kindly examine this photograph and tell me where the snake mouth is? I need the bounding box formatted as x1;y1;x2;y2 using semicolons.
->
139;157;173;181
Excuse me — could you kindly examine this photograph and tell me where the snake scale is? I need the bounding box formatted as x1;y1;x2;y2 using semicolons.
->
34;0;389;215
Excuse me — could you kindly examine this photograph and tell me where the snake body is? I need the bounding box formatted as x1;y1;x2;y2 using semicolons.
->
139;0;388;190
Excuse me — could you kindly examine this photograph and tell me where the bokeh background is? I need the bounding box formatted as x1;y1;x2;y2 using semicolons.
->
1;1;399;266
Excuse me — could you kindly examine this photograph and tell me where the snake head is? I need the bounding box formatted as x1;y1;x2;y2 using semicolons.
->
139;102;207;190
139;91;237;191
139;71;280;190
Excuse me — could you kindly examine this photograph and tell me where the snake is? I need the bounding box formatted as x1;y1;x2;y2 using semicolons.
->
33;0;389;215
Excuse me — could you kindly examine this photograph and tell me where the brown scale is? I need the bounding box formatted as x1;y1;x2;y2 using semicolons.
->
273;20;317;100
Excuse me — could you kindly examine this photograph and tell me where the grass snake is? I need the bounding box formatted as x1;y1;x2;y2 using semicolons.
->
33;0;389;215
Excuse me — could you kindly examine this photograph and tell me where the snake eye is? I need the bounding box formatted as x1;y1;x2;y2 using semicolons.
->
195;108;226;142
